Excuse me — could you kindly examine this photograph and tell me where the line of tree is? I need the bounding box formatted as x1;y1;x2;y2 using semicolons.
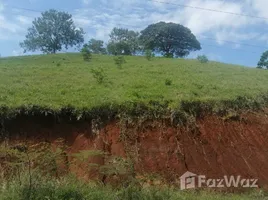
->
20;9;201;58
19;9;267;66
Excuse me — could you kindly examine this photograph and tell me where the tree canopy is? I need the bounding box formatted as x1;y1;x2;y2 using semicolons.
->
20;9;84;54
107;28;140;55
86;39;107;54
140;22;201;58
257;51;268;69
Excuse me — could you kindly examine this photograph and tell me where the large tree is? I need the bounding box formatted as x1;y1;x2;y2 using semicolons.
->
107;28;140;55
257;51;268;69
86;39;106;54
140;22;201;58
20;9;84;54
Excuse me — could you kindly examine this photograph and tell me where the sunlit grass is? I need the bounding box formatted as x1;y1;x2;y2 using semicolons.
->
0;53;267;111
0;175;266;200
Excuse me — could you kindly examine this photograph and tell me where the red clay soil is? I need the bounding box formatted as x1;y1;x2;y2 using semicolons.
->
2;110;268;187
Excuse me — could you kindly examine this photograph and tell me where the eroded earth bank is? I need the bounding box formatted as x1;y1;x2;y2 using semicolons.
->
1;109;268;187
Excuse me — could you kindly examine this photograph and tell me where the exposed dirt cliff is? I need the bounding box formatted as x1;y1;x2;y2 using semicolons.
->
1;110;268;187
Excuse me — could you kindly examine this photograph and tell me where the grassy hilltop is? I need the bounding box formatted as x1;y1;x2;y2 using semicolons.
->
0;53;267;117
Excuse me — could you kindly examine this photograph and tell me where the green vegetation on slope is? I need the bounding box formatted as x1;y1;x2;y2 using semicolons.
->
0;53;267;118
1;176;266;200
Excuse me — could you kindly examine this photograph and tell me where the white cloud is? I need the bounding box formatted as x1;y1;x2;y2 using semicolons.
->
1;0;268;55
12;49;23;56
82;0;91;5
0;2;21;40
76;0;267;47
182;0;246;35
0;3;3;12
257;34;268;45
147;0;256;36
0;15;22;33
74;17;91;27
246;0;268;19
78;0;266;41
16;15;32;25
214;31;260;45
0;1;34;41
207;53;222;61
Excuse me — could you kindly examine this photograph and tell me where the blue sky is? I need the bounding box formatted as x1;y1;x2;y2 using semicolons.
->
0;0;267;67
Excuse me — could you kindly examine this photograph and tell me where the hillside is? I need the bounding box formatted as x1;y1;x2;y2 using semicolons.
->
0;53;267;118
1;54;268;196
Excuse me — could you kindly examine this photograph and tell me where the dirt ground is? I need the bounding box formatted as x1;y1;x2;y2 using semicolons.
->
2;110;268;187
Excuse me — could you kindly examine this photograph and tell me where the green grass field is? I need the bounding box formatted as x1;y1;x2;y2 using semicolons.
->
0;175;267;200
0;53;267;116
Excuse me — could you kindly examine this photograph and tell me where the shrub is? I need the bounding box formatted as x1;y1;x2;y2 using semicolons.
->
164;53;174;58
197;55;209;63
145;49;155;61
91;68;106;84
80;45;92;61
165;79;172;86
257;50;268;69
114;56;126;68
